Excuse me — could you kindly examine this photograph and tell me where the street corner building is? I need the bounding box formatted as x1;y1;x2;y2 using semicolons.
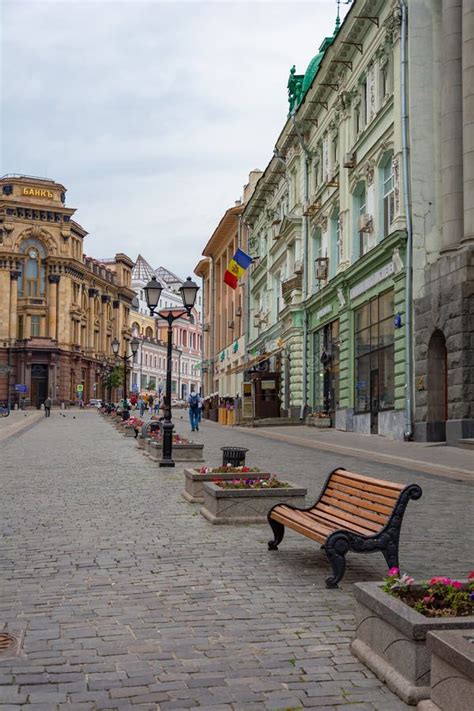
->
242;0;474;442
0;175;135;408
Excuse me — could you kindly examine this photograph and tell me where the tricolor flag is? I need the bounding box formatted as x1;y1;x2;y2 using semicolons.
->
223;248;253;289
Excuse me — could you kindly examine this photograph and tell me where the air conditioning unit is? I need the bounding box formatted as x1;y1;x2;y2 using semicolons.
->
235;306;242;317
202;324;210;331
343;152;356;168
294;260;303;274
253;315;261;327
315;257;329;281
358;213;373;232
227;320;235;329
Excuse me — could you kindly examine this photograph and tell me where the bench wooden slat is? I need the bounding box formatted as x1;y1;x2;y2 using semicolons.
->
272;507;334;537
271;508;329;543
306;507;378;536
331;473;403;500
313;502;383;534
327;479;400;507
321;490;393;519
333;469;404;492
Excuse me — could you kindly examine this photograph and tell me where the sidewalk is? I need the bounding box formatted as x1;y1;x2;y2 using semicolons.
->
0;409;43;444
235;424;473;481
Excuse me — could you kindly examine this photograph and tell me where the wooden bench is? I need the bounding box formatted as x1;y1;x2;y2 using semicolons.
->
267;467;422;588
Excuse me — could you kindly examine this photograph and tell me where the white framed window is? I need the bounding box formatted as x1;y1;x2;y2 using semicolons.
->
383;160;395;236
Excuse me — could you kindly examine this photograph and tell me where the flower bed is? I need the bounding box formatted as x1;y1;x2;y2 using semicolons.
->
182;467;269;504
197;465;259;475
213;476;288;489
351;570;474;705
383;568;474;618
200;478;306;525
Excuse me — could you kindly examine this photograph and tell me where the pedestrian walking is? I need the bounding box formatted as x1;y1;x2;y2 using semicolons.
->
138;398;145;417
44;396;51;417
153;396;160;414
187;389;201;432
147;394;153;412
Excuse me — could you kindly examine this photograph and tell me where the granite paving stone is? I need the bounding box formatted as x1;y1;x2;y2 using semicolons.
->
0;411;471;708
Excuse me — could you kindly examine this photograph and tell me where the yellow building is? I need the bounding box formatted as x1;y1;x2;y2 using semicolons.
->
0;174;135;407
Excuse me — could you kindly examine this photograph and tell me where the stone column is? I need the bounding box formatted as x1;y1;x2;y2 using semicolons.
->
48;275;60;340
9;271;20;341
87;288;96;351
100;295;109;354
462;0;474;244
0;270;11;341
441;0;464;251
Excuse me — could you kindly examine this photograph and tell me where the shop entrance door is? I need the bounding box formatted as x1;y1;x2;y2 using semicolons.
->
252;373;281;419
370;369;379;434
31;364;48;408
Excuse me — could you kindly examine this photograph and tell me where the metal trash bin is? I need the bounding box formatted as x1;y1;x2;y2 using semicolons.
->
221;446;248;467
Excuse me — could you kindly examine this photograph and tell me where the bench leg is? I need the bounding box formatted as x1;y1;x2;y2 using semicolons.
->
268;518;285;550
325;533;350;588
382;542;399;571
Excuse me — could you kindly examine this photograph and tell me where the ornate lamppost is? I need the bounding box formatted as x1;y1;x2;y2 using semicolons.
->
111;336;139;418
144;275;199;467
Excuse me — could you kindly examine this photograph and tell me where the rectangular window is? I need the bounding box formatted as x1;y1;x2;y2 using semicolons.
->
354;290;394;413
31;315;41;337
383;161;395;236
313;320;340;413
18;316;24;340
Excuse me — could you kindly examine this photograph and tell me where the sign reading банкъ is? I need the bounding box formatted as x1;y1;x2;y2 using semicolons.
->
22;187;54;198
349;262;395;301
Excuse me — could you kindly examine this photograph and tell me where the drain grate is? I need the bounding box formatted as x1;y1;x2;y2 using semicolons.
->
0;633;17;655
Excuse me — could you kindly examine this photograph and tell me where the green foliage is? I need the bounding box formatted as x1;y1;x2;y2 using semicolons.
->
106;365;123;388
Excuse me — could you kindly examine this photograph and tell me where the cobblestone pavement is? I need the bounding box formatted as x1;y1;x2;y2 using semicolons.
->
0;412;472;710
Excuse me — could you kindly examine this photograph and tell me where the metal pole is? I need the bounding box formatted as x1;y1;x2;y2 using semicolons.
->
160;317;175;467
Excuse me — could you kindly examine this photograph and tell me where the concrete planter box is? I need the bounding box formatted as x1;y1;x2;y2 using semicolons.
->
182;468;270;504
123;425;136;437
200;481;307;525
417;630;474;711
351;581;473;705
149;441;204;463
136;434;145;449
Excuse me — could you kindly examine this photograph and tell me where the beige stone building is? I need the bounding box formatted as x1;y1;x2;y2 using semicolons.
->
0;175;135;407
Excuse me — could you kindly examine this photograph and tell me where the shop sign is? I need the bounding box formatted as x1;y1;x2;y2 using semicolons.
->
316;304;333;320
15;384;27;392
261;380;276;390
76;384;84;392
22;187;54;198
349;262;395;300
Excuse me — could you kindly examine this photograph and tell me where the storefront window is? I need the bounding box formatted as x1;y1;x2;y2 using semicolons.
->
313;319;340;413
355;290;394;413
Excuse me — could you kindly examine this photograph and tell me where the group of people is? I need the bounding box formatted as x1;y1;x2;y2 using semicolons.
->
136;394;162;417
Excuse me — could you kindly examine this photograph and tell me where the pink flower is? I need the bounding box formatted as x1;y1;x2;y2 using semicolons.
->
451;581;463;589
389;567;399;576
422;595;433;604
468;571;474;580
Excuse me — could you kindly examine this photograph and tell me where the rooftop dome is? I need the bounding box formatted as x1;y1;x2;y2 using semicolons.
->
301;50;325;95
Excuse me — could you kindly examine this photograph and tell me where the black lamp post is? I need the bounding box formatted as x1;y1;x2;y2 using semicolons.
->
144;275;199;467
111;336;139;418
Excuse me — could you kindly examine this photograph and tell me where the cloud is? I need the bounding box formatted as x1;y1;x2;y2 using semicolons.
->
1;0;348;278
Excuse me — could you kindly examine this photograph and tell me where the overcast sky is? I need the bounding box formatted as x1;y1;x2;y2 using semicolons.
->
1;0;348;280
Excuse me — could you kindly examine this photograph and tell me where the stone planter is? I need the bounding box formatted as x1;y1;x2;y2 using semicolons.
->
308;417;331;428
200;481;307;525
351;581;473;705
136;434;145;449
417;630;474;711
149;441;204;463
182;468;270;504
123;425;136;437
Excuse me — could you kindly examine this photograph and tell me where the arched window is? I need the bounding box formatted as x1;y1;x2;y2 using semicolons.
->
19;238;47;297
145;326;153;340
131;322;140;337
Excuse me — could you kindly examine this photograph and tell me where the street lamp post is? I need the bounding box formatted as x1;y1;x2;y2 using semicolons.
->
111;336;139;418
144;276;199;467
